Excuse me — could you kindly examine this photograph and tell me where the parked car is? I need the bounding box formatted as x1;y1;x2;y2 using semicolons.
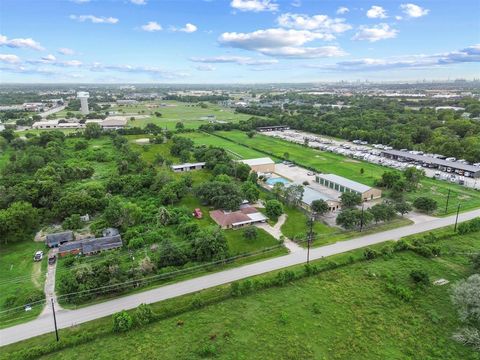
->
48;255;57;265
33;251;43;262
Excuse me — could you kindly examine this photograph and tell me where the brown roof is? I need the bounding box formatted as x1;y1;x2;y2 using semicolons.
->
239;205;259;214
210;210;250;228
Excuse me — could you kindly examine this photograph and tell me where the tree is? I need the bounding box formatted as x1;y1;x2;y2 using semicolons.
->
284;184;304;206
369;203;396;223
104;197;142;229
0;201;39;244
175;122;185;130
195;181;243;211
283;152;290;160
247;130;256;138
311;199;329;216
265;199;283;220
340;192;362;208
404;167;425;190
62;214;83;230
395;201;412;216
336;209;372;230
191;227;228;262
413;197;437;213
155;239;186;267
84;122;102;139
379;171;401;189
243;226;258;240
242;182;260;203
234;163;251;181
451;274;480;351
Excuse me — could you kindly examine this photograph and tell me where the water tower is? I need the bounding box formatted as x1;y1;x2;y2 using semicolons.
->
77;91;90;115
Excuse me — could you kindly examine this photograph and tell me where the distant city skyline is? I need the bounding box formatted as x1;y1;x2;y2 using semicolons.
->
0;0;479;83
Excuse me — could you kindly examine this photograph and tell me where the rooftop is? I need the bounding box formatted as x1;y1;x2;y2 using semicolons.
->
301;186;337;206
316;173;372;193
171;162;206;169
239;157;275;167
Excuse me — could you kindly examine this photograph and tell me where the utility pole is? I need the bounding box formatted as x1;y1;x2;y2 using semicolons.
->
360;203;365;232
445;189;451;214
51;298;59;342
307;215;314;264
454;204;461;232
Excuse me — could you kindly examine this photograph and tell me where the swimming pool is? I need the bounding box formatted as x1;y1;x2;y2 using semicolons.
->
266;177;290;186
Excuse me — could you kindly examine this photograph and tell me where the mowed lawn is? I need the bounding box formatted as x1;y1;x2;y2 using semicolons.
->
29;230;480;360
215;131;480;216
127;101;252;130
182;132;267;159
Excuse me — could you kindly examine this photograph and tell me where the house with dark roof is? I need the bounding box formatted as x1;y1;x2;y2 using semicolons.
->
46;231;74;248
58;230;122;257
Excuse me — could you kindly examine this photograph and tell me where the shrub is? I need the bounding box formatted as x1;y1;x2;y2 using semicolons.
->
230;282;241;297
197;343;219;358
410;270;430;286
363;247;379;260
386;282;413;302
191;296;204;309
243;226;258;240
62;214;83;230
134;303;154;326
112;311;133;332
413;197;437;213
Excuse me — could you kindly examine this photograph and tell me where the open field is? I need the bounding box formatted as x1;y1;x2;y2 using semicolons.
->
3;227;478;360
208;131;480;216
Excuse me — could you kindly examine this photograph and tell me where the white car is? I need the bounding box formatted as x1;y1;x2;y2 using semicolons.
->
33;251;43;262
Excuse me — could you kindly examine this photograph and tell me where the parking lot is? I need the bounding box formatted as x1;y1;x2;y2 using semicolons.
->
263;130;480;190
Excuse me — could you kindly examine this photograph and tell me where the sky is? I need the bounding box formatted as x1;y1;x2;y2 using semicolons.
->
0;0;479;83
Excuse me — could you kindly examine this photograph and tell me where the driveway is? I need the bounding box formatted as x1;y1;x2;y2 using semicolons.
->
1;207;480;347
255;214;302;253
40;248;62;316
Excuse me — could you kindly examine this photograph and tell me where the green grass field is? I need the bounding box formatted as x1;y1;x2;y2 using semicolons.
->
206;131;480;216
5;227;478;360
0;241;47;328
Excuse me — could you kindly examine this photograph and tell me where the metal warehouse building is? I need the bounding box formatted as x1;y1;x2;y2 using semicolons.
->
381;150;480;178
315;173;382;202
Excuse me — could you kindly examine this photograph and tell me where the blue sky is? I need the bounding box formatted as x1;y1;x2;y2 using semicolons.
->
0;0;479;83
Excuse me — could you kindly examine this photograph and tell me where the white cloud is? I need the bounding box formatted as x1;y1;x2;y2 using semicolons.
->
69;15;119;24
336;6;349;15
262;46;346;58
400;3;429;18
172;23;198;33
0;54;21;64
41;54;56;62
0;34;44;51
320;45;480;72
130;0;147;4
141;21;162;32
190;55;278;65
195;64;216;71
277;13;351;34
366;5;388;19
58;48;75;55
291;0;301;7
230;0;278;13
219;28;347;58
395;15;403;20
352;23;398;42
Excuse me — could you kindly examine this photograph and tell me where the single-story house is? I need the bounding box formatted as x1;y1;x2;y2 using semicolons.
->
58;230;122;257
210;204;267;229
32;120;59;129
315;173;382;201
171;162;206;172
239;157;275;173
46;231;74;248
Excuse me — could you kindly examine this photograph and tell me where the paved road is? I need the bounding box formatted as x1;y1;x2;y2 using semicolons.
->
1;208;479;347
40;105;66;118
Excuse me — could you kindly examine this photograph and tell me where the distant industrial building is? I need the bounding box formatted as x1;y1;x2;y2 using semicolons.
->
171;162;206;172
315;173;382;201
256;125;290;132
31;117;127;130
239;157;275;173
101;116;128;130
77;91;90;115
381;150;480;178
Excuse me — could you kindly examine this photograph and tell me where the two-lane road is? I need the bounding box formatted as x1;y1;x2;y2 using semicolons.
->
1;208;479;347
